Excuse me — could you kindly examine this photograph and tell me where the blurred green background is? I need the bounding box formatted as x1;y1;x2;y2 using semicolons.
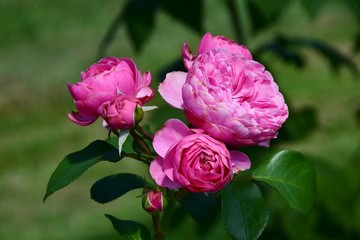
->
0;0;359;239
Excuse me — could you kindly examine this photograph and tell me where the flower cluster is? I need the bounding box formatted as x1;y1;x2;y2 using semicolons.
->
41;31;320;240
67;32;288;194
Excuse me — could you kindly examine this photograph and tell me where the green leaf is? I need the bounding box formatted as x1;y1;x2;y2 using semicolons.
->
354;32;360;53
43;140;120;202
91;173;150;204
123;0;157;52
294;37;359;74
180;192;218;224
247;0;289;34
222;182;269;240
278;106;318;142
107;136;135;158
105;214;151;240
299;0;324;19
254;36;305;68
252;150;316;213
345;0;360;23
157;0;204;33
256;34;359;74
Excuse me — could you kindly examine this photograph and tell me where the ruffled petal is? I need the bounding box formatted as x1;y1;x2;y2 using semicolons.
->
198;32;253;60
182;43;195;70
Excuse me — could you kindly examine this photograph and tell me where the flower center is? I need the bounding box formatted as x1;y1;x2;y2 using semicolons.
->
199;153;212;171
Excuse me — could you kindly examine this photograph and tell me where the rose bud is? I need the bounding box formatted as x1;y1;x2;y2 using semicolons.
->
101;95;142;130
142;189;167;213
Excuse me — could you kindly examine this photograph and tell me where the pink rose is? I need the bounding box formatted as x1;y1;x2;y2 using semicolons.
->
67;57;153;126
150;119;251;192
159;34;288;147
101;95;142;129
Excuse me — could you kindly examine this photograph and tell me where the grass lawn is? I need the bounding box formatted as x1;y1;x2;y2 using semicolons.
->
0;0;359;239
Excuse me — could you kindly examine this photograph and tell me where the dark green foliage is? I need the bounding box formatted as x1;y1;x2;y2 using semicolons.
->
123;0;157;52
253;150;316;214
222;182;269;240
43;140;120;202
157;0;203;34
255;35;358;73
91;173;151;204
105;214;151;240
98;0;203;55
247;0;289;34
278;106;318;142
179;192;218;225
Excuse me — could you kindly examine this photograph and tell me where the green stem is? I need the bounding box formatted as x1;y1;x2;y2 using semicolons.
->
135;125;154;141
152;213;165;240
111;129;120;137
160;189;189;236
160;194;176;235
124;153;150;164
130;129;153;156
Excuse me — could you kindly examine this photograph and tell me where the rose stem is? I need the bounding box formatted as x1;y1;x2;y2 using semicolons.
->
135;125;154;141
160;189;188;236
124;153;151;164
152;213;165;240
130;129;153;156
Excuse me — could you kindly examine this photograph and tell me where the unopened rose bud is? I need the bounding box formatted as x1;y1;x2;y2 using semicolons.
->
142;189;167;213
101;95;141;130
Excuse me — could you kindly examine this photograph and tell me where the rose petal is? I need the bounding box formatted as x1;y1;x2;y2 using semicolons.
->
135;86;154;104
258;140;270;147
67;82;92;102
150;157;182;189
182;43;195;70
198;32;253;60
153;119;192;157
229;150;251;173
158;71;187;109
68;112;97;126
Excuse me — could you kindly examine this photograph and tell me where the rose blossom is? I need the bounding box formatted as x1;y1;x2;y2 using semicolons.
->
159;33;288;147
149;119;251;192
67;57;153;126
